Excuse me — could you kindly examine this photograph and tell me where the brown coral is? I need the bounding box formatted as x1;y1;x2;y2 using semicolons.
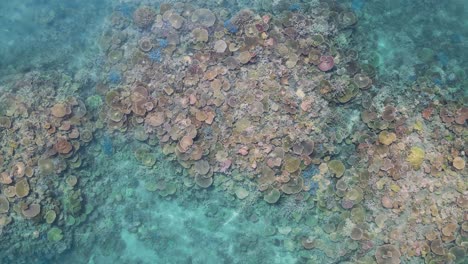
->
54;138;73;154
0;172;12;184
22;203;41;218
284;156;300;173
382;106;397;121
194;160;210;175
3;186;16;198
178;136;193;153
192;28;209;42
452;157;465;170
145;112;165;127
430;239;446;256
15;179;30;198
51;103;70;118
0;195;9;213
195;175;213;188
280;176;304;194
375;245;401;264
11;162;26;178
454;107;468;125
0;116;11;129
381;196;393;209
238;51;252;64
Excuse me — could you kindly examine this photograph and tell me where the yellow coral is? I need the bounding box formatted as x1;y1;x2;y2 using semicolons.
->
390;184;401;193
378;131;396;145
413;120;424;133
407;147;425;170
328;160;345;178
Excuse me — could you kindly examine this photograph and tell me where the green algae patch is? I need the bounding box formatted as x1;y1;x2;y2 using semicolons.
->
45;210;57;224
47;227;63;242
264;188;281;204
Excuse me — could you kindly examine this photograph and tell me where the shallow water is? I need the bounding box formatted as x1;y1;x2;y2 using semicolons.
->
0;1;466;264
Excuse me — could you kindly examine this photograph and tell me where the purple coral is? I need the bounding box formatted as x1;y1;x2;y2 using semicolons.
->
318;56;335;72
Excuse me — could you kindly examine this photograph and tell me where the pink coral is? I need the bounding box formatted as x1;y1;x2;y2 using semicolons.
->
318;56;334;72
219;159;232;173
238;146;249;156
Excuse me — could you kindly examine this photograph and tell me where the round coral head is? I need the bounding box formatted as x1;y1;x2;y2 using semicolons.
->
318;56;335;72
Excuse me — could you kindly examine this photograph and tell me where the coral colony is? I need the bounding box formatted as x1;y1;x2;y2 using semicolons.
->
0;1;466;264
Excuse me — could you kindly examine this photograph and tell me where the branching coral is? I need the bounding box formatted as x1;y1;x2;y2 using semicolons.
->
133;6;156;29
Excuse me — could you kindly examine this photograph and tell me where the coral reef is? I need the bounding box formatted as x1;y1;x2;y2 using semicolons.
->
0;1;466;263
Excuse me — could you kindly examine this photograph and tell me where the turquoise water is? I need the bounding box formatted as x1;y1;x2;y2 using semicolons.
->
0;1;466;264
